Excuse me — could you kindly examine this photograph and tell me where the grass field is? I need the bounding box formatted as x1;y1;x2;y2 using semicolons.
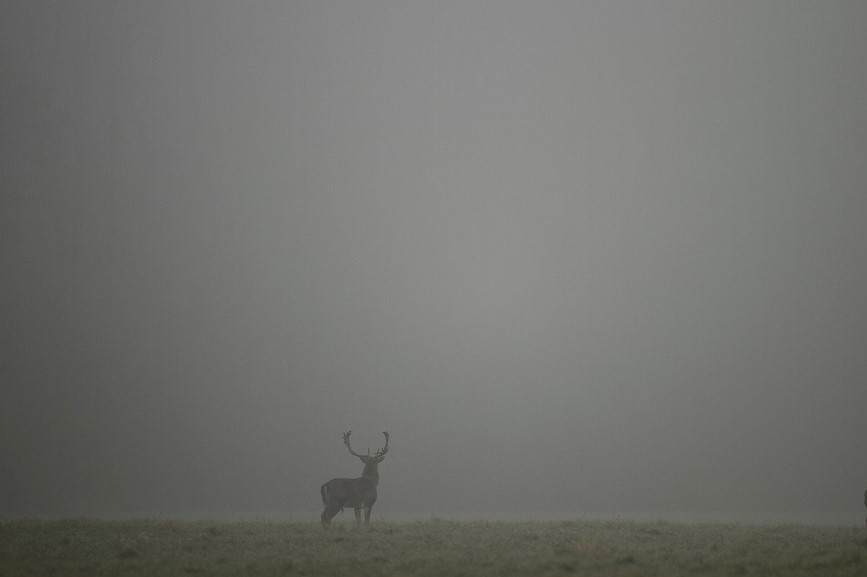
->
1;518;865;576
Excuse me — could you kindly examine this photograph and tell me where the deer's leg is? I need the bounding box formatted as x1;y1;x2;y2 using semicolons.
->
364;504;373;525
321;503;340;526
354;508;362;526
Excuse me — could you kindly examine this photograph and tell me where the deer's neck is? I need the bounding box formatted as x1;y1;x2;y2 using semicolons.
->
361;462;380;486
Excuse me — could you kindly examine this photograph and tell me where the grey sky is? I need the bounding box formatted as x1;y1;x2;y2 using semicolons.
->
2;1;866;523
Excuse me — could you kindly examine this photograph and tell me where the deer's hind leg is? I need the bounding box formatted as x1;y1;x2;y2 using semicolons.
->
321;503;341;526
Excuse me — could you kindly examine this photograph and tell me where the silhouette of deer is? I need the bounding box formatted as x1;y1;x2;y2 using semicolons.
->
320;431;389;526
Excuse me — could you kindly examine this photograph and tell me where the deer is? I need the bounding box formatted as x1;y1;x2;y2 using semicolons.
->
320;431;389;526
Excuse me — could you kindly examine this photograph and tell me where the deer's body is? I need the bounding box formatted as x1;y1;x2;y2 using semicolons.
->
321;431;388;526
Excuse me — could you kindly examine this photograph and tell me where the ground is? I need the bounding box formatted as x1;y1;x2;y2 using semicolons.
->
1;518;865;576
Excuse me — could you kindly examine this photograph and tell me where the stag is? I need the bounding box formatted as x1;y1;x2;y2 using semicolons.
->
320;431;389;526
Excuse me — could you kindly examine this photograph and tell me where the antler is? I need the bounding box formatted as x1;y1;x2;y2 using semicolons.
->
342;431;366;458
374;431;390;458
343;430;389;459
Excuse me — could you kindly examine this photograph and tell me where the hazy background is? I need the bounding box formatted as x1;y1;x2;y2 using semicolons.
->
2;1;866;524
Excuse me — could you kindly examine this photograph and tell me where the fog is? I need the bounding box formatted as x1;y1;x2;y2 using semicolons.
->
2;1;866;525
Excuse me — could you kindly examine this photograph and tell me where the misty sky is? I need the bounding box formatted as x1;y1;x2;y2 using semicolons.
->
2;1;866;523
